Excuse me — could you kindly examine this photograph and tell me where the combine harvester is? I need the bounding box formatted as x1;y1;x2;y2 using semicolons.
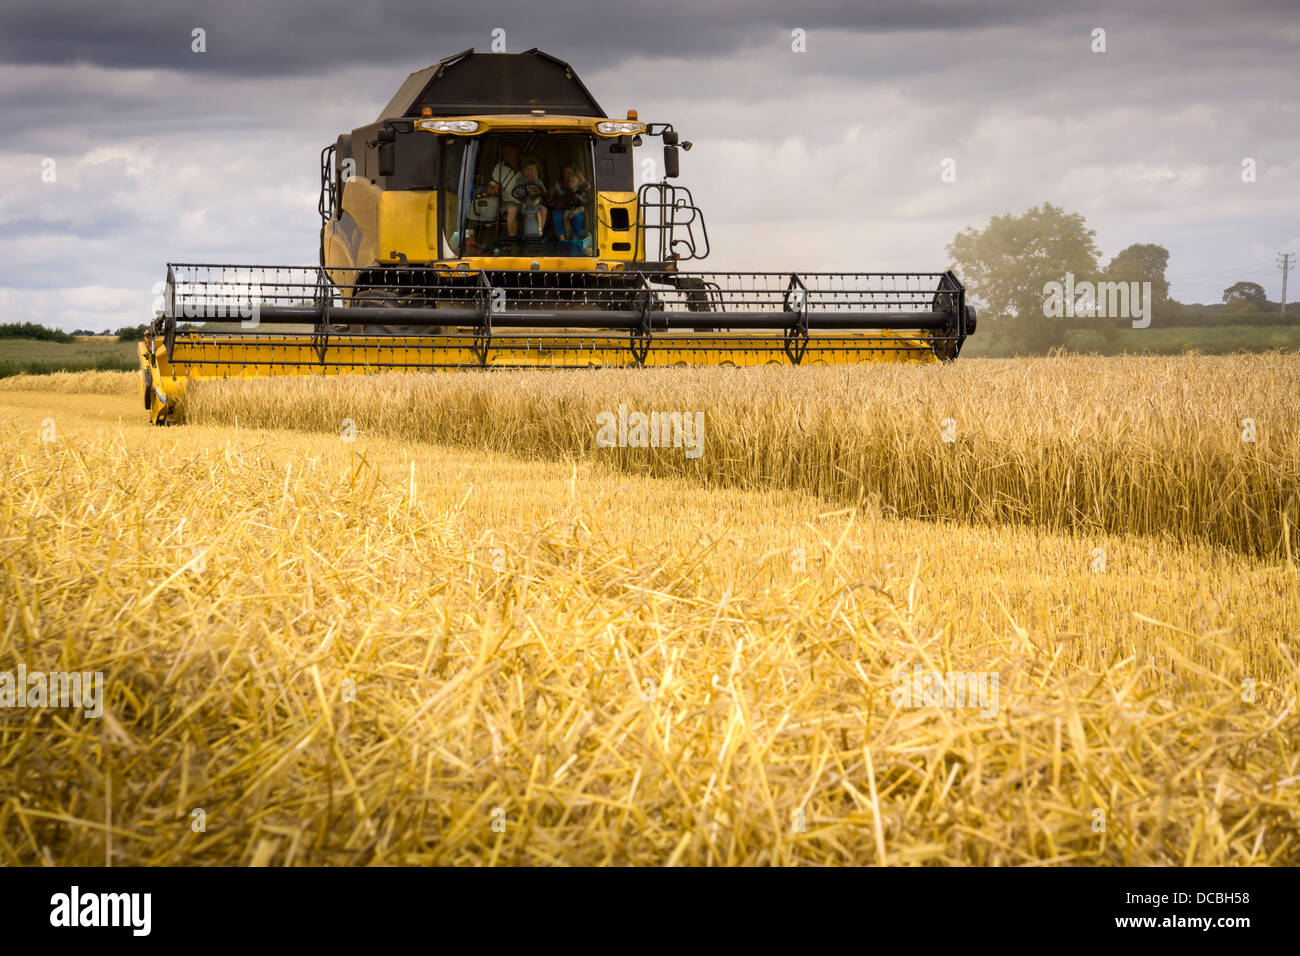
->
141;49;975;423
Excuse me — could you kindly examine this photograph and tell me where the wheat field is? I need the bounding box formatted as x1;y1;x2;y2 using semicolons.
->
184;355;1300;557
1;356;1297;866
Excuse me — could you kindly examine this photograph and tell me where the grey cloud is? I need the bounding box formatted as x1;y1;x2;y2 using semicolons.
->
0;0;1297;329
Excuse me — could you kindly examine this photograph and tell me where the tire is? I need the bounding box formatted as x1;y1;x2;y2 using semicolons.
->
347;288;447;336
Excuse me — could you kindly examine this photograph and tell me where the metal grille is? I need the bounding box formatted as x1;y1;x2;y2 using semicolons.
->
154;263;970;367
163;264;959;316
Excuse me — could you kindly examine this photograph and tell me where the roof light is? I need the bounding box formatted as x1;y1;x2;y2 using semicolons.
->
596;121;646;136
626;109;638;120
417;119;480;133
421;107;433;117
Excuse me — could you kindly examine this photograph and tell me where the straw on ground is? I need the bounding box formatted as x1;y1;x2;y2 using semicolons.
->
0;360;1297;865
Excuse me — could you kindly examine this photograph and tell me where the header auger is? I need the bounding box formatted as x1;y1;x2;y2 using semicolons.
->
140;48;975;424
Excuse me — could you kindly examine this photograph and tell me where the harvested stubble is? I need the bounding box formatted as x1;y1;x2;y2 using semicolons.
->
1;383;1298;866
185;354;1300;558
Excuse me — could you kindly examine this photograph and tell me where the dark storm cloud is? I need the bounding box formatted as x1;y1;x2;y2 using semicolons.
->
0;0;1039;76
4;0;1294;79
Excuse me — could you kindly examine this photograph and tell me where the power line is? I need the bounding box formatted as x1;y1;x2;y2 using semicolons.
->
1279;252;1296;317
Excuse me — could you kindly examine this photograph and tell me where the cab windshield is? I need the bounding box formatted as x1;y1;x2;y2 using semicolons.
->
441;132;596;258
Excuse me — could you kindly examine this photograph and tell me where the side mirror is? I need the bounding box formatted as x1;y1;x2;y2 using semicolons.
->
663;144;680;179
378;143;396;177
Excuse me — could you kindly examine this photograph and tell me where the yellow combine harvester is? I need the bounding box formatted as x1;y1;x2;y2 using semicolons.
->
140;48;975;423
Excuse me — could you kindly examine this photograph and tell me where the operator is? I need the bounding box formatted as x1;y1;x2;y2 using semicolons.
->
491;143;524;239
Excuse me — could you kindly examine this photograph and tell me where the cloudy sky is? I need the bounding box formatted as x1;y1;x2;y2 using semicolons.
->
2;0;1297;330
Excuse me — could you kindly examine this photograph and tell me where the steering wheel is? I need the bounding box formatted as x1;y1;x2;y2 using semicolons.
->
511;181;543;202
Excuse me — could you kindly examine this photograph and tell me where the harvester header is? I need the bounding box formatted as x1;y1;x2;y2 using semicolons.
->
140;48;975;423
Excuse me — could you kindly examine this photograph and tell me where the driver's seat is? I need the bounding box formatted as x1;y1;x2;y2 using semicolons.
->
521;206;544;239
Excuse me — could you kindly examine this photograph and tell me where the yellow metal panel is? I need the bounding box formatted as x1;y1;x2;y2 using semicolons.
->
337;256;636;273
413;115;638;134
140;331;937;423
377;190;437;264
341;179;380;267
441;257;629;272
322;220;357;282
597;192;639;262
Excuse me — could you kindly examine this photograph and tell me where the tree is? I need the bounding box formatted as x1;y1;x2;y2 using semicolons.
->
116;325;148;342
1107;243;1170;315
1222;281;1267;310
0;322;75;343
947;203;1102;354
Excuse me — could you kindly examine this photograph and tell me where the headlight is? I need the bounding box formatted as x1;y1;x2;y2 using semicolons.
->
596;121;646;135
417;120;480;133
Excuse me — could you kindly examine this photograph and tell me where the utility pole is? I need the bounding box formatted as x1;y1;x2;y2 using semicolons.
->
1279;252;1296;317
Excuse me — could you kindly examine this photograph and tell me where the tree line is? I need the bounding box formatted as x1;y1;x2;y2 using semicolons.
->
947;203;1294;355
0;323;202;342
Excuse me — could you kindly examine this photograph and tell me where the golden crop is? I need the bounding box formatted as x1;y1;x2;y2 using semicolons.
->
1;356;1296;866
186;354;1300;557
